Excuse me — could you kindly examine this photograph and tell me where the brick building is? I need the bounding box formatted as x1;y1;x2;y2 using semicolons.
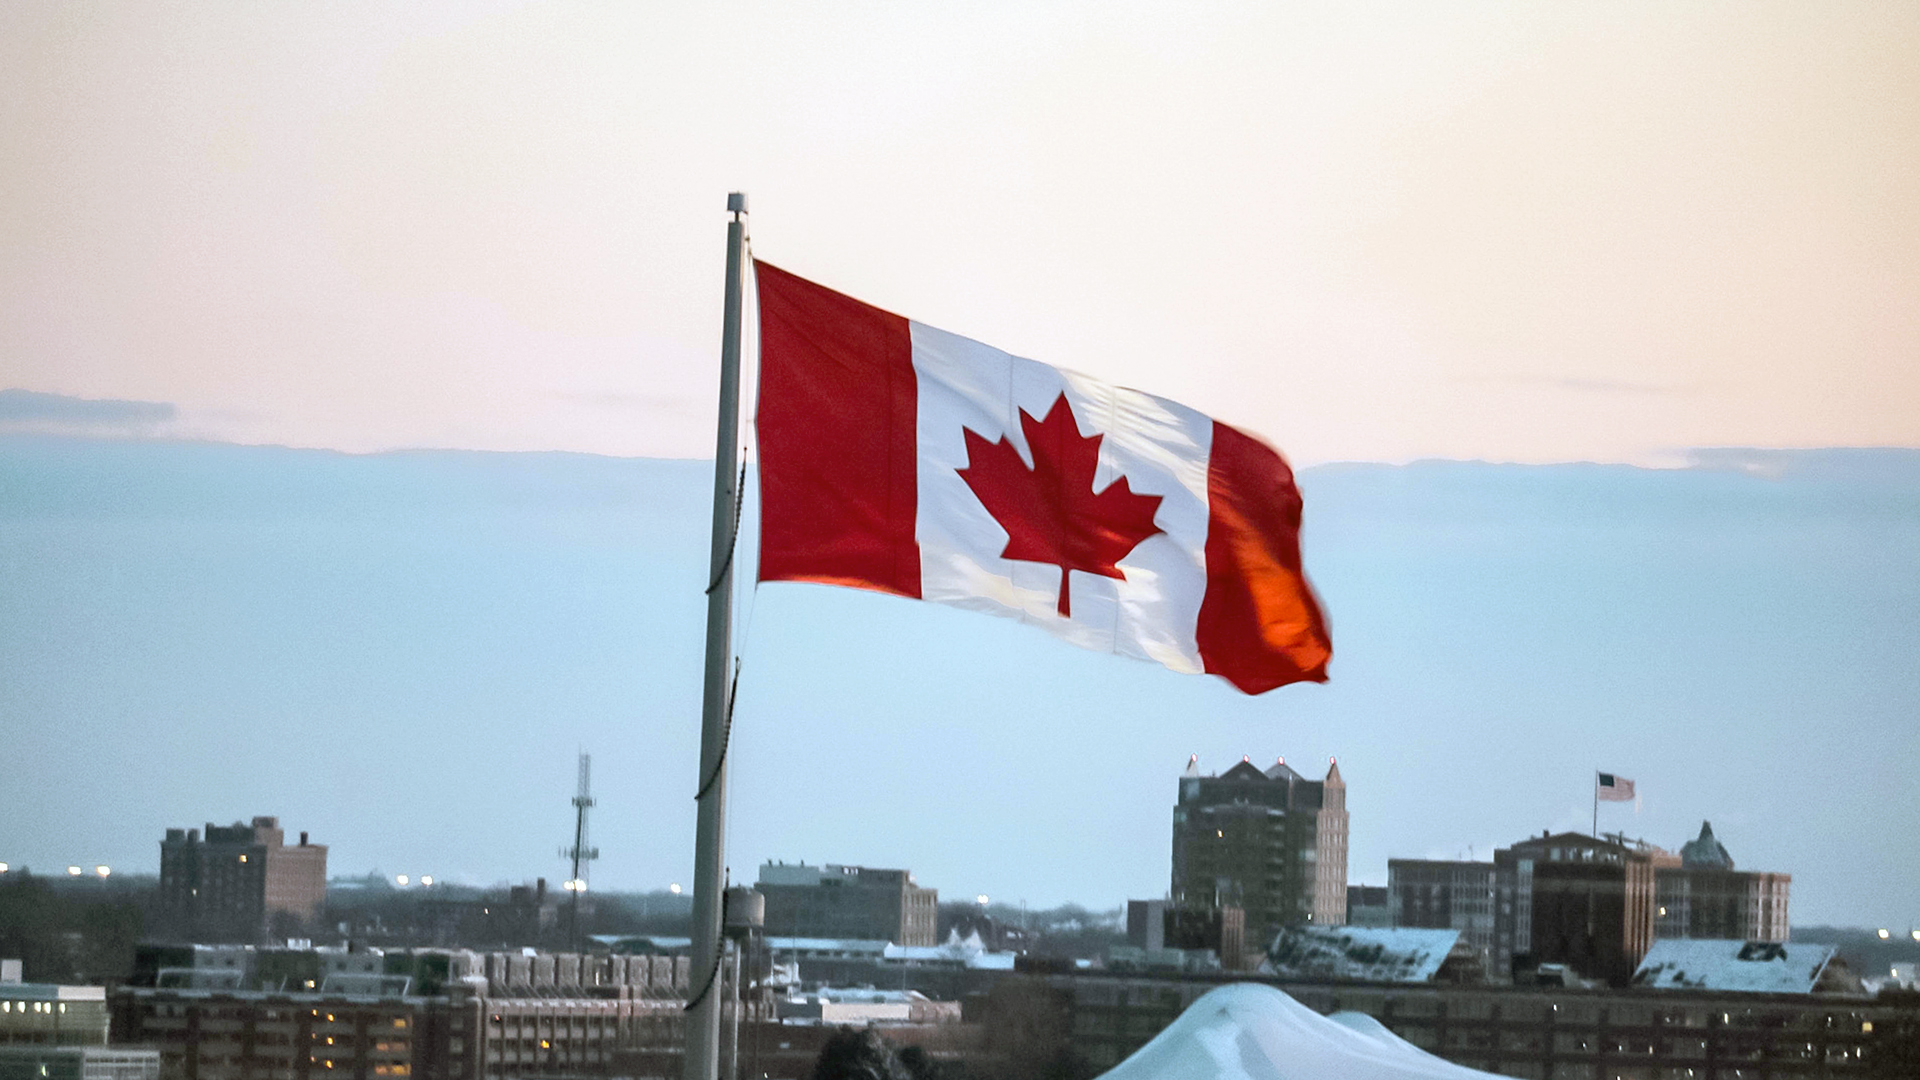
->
1387;860;1498;973
158;818;326;943
111;945;694;1080
1010;970;1915;1080
1496;832;1656;988
1654;822;1792;943
1169;756;1348;948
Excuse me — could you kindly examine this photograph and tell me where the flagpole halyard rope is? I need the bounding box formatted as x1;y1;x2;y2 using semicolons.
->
693;660;741;803
704;462;748;595
686;658;740;1014
683;936;725;1013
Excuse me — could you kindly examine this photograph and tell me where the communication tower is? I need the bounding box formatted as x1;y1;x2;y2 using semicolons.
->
559;752;599;948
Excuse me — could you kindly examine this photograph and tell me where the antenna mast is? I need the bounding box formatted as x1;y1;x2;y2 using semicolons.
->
560;751;599;949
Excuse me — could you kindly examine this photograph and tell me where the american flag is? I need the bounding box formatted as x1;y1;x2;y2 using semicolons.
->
1596;772;1636;801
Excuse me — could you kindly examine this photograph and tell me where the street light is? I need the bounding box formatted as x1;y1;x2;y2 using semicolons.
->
1878;928;1891;940
668;883;682;895
95;866;110;878
976;894;990;905
396;875;409;886
420;876;433;887
66;866;82;876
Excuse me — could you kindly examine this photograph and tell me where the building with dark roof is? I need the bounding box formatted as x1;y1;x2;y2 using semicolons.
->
158;817;326;943
1169;755;1348;947
1679;820;1734;869
1344;885;1390;928
755;863;937;947
1495;831;1656;988
1654;822;1791;943
1386;859;1497;973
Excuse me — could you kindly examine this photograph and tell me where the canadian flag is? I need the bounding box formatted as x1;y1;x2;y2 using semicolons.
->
754;261;1330;694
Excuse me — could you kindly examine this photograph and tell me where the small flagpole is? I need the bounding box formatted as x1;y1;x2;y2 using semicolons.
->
684;192;749;1080
1592;772;1598;837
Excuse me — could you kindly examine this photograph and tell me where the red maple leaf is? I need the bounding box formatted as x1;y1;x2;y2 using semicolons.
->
957;394;1165;618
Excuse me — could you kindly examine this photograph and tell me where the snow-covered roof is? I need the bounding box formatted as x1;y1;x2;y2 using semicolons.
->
762;937;890;956
1095;983;1508;1080
1632;940;1837;994
1266;926;1460;983
881;930;1020;969
590;934;692;952
890;946;1018;969
807;987;930;1004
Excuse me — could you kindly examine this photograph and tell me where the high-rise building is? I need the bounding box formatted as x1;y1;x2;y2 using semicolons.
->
158;817;326;943
1387;859;1496;971
1493;831;1655;987
1169;755;1347;947
1653;821;1791;942
755;863;937;946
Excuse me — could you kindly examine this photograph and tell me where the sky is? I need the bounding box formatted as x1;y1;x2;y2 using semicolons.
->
2;2;1917;464
2;439;1916;929
2;4;1918;930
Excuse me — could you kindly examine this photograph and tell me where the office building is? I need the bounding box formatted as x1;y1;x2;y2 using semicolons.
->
755;863;937;947
0;1047;160;1080
158;817;326;943
1493;832;1655;987
111;944;695;1080
1;980;109;1047
1117;900;1249;971
1653;821;1791;942
0;966;155;1080
1386;860;1496;972
1169;755;1348;947
1344;885;1390;928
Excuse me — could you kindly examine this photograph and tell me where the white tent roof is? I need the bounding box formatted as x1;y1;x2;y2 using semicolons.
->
1095;983;1511;1080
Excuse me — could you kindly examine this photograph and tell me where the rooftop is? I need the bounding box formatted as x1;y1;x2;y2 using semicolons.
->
1632;940;1846;994
1265;926;1461;983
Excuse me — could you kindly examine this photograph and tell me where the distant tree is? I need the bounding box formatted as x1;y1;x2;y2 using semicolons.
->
810;1028;911;1080
0;872;145;984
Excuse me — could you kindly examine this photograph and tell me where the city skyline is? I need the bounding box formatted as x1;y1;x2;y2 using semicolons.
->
3;0;1916;937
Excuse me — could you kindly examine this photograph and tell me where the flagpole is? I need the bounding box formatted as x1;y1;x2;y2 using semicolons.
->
685;192;748;1080
1592;773;1598;837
